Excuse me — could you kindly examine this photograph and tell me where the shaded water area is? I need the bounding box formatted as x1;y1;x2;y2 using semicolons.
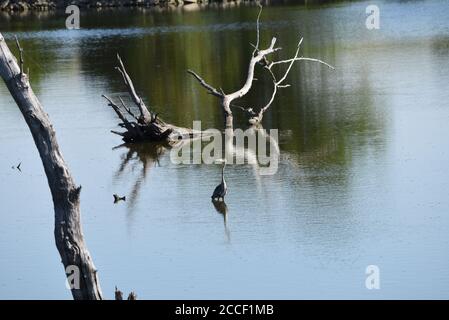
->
1;0;449;299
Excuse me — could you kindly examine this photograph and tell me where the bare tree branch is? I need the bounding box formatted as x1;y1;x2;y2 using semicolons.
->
252;3;263;55
270;37;303;85
269;57;335;70
226;37;281;103
103;95;130;125
188;6;289;129
187;70;223;97
115;54;153;123
246;36;334;125
119;96;139;121
103;94;145;141
246;37;303;124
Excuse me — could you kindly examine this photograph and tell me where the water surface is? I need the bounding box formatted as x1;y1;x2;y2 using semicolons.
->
1;0;449;299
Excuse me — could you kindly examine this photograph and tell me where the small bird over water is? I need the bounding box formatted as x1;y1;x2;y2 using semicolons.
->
211;159;227;202
113;194;126;203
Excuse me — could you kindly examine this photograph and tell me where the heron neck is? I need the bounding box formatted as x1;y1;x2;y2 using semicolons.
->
221;165;225;181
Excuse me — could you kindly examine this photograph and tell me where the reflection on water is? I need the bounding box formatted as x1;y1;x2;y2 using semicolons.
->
212;200;230;243
1;0;449;299
113;142;168;214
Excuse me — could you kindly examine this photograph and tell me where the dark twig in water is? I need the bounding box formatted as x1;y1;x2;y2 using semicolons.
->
115;286;123;300
187;4;334;128
114;286;137;300
127;291;137;300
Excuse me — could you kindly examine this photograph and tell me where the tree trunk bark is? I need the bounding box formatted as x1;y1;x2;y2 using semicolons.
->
0;33;103;300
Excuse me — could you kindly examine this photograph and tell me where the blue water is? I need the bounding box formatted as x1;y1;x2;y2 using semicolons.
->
1;0;449;299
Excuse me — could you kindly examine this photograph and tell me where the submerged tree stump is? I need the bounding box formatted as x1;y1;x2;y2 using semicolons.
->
103;54;196;143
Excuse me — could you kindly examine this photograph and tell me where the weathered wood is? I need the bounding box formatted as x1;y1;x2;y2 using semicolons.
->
188;36;280;129
115;54;153;124
248;38;334;125
188;5;281;129
249;38;303;125
0;33;103;300
104;54;196;143
189;5;334;127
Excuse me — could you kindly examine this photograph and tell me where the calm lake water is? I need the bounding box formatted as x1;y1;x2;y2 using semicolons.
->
1;0;449;299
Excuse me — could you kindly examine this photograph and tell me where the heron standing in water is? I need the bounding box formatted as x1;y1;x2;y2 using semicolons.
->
211;159;227;201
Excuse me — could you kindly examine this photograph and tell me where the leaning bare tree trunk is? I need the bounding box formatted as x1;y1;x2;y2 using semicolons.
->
0;33;103;300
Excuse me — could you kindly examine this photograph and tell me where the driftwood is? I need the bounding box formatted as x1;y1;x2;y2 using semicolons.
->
0;33;103;300
103;54;194;143
189;5;334;127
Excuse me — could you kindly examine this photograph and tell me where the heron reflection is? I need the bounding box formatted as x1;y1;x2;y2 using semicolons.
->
212;199;230;242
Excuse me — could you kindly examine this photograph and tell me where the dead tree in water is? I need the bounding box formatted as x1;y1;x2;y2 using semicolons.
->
104;6;333;142
0;33;103;300
103;54;195;143
249;37;334;125
188;5;333;127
